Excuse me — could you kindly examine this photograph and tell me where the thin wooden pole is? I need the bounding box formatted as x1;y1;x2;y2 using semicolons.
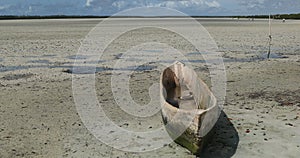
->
269;14;271;36
267;14;272;59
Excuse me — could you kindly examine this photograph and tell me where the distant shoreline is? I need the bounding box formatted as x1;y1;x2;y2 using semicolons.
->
0;13;299;20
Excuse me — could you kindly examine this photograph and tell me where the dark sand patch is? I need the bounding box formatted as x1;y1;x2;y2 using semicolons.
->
2;73;34;80
247;90;300;106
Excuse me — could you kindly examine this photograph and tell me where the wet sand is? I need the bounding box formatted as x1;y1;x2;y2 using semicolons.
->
0;18;299;157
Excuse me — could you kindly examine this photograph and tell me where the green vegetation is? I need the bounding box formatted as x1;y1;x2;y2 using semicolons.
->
0;13;299;20
234;13;300;19
0;15;109;20
275;13;300;19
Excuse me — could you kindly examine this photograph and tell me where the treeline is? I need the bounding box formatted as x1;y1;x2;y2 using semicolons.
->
0;13;300;20
235;13;300;19
0;15;172;20
0;15;110;20
275;13;300;19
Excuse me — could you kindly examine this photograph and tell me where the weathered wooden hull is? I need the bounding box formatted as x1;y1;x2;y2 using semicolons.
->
160;61;221;154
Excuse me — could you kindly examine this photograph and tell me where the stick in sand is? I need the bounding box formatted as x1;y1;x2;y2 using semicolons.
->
267;14;272;59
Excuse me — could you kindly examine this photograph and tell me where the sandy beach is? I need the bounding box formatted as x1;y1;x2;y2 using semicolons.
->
0;18;299;157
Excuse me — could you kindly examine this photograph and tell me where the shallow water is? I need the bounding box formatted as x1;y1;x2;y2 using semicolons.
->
62;66;113;74
0;52;287;74
27;60;50;64
123;65;157;71
260;53;289;59
0;65;47;72
66;55;91;60
41;54;57;58
0;65;111;73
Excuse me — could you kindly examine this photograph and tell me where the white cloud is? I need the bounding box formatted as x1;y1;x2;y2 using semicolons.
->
85;0;221;11
238;0;300;14
86;0;92;7
0;0;298;16
205;1;220;8
239;0;265;9
112;1;126;9
163;1;177;8
165;0;220;9
24;5;33;15
0;5;10;11
28;6;32;12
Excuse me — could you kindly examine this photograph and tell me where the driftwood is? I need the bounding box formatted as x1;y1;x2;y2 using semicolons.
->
160;61;221;154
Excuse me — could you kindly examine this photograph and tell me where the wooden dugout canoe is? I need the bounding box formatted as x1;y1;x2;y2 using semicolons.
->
160;61;221;154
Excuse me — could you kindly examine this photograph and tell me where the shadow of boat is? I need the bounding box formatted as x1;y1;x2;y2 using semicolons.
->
197;111;239;158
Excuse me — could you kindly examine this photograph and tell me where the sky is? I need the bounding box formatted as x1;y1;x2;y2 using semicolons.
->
0;0;299;16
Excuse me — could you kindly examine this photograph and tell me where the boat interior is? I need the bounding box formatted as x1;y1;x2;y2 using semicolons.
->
162;67;198;110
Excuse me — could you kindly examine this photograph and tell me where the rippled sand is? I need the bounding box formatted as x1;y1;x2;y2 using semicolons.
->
0;18;299;157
